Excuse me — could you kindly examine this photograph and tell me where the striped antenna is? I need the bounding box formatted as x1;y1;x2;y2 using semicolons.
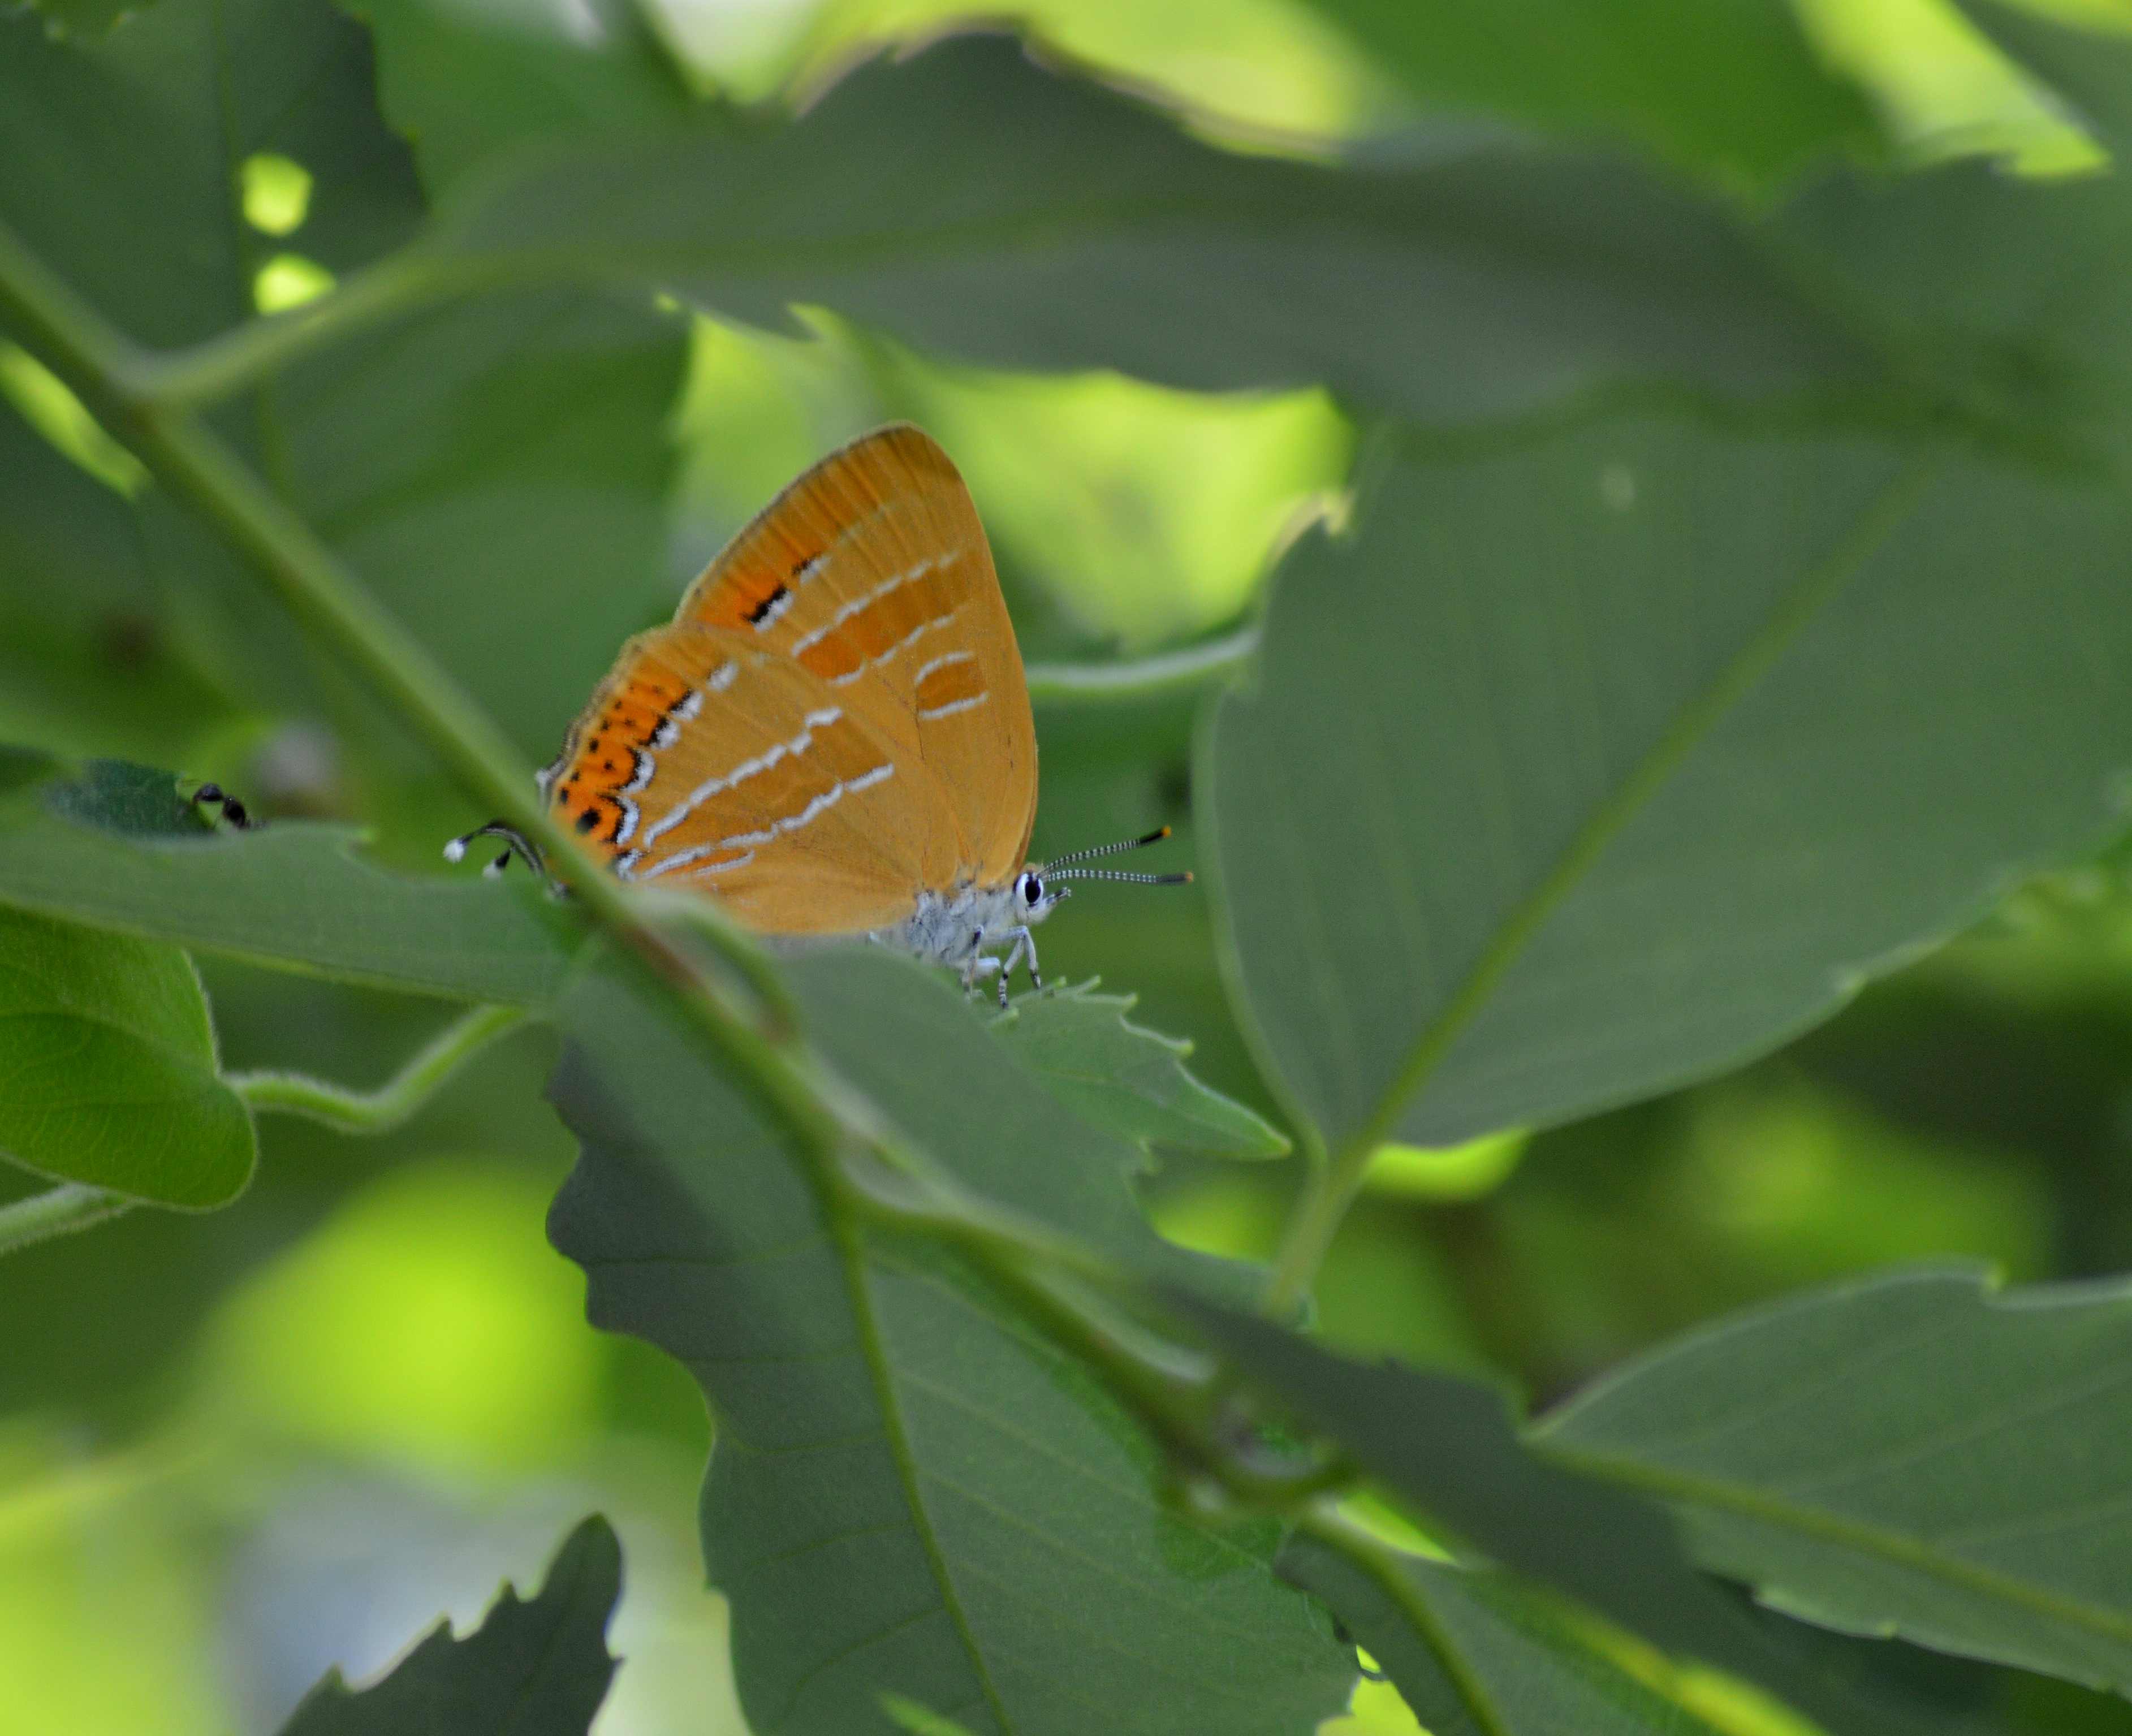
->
1043;826;1191;886
1046;867;1192;885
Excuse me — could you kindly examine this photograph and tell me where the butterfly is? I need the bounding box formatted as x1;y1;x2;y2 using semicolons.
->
448;424;1188;1003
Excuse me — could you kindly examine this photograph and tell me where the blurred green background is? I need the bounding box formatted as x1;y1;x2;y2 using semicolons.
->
6;0;2132;1730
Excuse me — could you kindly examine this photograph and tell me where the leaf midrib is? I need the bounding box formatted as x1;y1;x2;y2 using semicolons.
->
1337;454;1941;1161
831;1218;1017;1736
1549;1443;2132;1655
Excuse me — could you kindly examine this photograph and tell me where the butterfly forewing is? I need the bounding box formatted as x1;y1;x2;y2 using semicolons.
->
544;625;961;932
675;425;1038;884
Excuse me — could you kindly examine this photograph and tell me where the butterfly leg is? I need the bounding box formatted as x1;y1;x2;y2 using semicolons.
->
961;930;996;997
995;928;1041;1009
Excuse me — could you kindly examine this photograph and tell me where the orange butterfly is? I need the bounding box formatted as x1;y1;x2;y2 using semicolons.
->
448;424;1187;1002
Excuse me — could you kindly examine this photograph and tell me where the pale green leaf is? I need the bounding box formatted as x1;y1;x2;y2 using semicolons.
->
0;904;253;1207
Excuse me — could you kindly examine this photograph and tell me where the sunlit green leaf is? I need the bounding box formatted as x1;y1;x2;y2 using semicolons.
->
0;905;253;1208
426;33;1875;427
1538;1267;2132;1694
0;757;577;1003
1292;0;1881;188
1205;416;2132;1156
547;946;1352;1736
346;0;693;195
277;1514;620;1735
991;982;1288;1158
1952;0;2132;150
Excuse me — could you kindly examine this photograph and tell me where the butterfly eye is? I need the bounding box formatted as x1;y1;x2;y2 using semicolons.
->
1019;872;1043;907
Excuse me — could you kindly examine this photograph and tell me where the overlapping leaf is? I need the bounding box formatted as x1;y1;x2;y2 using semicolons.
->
0;757;577;1003
1205;414;2132;1155
1293;0;1881;188
990;983;1287;1158
278;1515;620;1735
547;946;1350;1736
1176;1297;1927;1736
407;32;1873;427
1280;1532;1728;1736
1538;1267;2132;1694
0;0;684;770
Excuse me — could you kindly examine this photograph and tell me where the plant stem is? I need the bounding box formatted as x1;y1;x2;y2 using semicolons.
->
1263;1145;1371;1315
1024;624;1259;707
0;1184;128;1256
128;248;485;407
228;1003;529;1134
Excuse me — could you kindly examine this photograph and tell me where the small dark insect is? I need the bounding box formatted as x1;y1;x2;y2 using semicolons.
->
191;781;257;830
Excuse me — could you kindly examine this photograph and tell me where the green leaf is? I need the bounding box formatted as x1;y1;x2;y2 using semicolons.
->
0;407;234;761
881;1693;984;1736
1537;1267;2132;1695
991;982;1288;1158
425;33;1875;426
1178;1297;1933;1736
270;286;688;762
0;0;414;349
1760;7;2132;473
277;1514;621;1735
0;0;686;770
0;904;253;1208
1204;416;2132;1157
1281;1531;1724;1736
0;757;577;1003
1293;0;1882;189
546;947;1352;1736
1953;1;2132;152
345;0;693;195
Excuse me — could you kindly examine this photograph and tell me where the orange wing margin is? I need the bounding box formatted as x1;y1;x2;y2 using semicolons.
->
543;625;962;933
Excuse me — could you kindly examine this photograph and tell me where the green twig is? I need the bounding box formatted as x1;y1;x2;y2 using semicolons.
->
0;1184;128;1256
228;1003;528;1134
1024;624;1259;707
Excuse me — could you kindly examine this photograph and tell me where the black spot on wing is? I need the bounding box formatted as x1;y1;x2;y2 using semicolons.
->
745;583;789;625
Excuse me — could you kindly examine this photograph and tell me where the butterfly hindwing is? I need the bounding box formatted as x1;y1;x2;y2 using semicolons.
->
543;625;961;932
674;424;1038;887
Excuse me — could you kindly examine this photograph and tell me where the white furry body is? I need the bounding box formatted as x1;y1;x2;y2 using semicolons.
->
876;876;1061;1002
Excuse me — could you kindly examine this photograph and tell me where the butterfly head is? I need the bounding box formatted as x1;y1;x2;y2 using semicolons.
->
1020;827;1193;914
1012;866;1066;922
